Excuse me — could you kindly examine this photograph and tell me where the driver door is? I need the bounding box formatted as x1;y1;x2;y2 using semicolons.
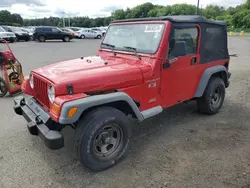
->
160;24;201;107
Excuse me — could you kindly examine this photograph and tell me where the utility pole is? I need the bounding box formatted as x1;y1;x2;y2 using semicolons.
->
196;0;200;15
62;16;65;27
68;15;70;27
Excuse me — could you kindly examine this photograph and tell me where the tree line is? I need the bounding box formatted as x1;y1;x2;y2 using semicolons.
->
0;0;249;30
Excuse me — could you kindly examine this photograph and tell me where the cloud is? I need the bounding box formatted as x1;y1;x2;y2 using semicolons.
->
0;0;246;19
0;0;44;7
54;8;80;17
101;5;123;12
28;5;51;13
92;13;109;18
54;8;66;16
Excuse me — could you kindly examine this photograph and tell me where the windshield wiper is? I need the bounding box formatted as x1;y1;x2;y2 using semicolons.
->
123;46;141;59
101;42;116;55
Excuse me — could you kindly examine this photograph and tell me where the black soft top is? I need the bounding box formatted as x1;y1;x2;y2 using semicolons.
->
111;15;227;26
111;15;229;64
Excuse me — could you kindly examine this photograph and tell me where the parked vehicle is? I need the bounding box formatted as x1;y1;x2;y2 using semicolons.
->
67;27;86;32
21;28;34;41
33;26;73;42
76;29;102;39
60;28;77;38
1;26;30;41
91;27;106;36
0;26;16;43
14;15;231;172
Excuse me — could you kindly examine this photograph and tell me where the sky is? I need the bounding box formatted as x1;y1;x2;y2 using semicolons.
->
0;0;246;19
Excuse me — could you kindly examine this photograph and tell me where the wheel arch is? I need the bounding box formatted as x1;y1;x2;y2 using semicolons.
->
59;92;144;124
194;65;229;98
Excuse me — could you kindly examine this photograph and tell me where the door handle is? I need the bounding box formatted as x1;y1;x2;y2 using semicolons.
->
191;57;197;65
163;59;171;69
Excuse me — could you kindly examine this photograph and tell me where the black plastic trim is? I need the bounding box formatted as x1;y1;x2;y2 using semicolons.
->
13;96;64;150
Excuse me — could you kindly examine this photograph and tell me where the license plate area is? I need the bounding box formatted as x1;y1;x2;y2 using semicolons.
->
26;97;51;123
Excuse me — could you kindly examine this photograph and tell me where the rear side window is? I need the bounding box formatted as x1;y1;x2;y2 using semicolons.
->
52;28;59;32
168;27;198;58
36;27;52;32
204;27;224;60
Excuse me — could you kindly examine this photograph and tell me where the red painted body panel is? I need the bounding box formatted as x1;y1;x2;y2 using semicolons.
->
21;19;230;123
33;55;144;96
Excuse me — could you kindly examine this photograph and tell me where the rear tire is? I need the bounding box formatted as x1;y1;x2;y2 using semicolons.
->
73;107;132;172
97;35;101;39
0;77;8;97
38;35;46;42
63;35;70;42
197;77;225;115
80;35;85;39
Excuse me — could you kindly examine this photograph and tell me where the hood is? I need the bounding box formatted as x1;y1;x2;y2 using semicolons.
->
33;55;144;95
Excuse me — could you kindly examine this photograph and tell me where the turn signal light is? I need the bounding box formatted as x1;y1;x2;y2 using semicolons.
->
67;107;78;118
51;103;60;116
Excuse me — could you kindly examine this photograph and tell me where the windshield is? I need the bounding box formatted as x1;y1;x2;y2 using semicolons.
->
0;27;5;32
101;23;165;54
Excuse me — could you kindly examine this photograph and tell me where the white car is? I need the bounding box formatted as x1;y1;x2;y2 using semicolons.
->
0;26;16;43
91;27;106;36
76;29;102;39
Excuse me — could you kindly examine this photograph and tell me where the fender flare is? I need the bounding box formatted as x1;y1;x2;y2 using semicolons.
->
59;92;144;124
194;65;228;98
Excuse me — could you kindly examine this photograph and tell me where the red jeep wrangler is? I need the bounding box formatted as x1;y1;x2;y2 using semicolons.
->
14;16;231;171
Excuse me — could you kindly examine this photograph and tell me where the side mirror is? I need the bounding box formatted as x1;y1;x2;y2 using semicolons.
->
170;41;187;57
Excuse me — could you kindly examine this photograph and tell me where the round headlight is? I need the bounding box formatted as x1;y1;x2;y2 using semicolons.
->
48;85;55;103
29;74;34;89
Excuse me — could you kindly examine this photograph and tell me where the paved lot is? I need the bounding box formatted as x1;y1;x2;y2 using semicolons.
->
0;38;249;188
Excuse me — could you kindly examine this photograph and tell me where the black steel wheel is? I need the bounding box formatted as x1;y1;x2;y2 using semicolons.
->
0;77;8;97
197;77;225;115
74;107;132;171
93;123;123;161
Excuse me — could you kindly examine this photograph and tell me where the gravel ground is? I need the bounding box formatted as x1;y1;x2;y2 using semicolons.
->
0;38;249;188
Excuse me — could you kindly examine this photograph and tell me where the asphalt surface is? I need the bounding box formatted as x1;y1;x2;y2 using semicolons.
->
0;38;249;188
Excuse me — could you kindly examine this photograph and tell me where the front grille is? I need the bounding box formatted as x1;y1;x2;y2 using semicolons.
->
33;76;50;109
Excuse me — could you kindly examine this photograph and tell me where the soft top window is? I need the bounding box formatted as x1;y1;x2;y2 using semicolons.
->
200;24;229;63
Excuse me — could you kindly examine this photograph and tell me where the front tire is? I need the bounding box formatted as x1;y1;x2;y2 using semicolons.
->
197;77;225;115
74;107;132;172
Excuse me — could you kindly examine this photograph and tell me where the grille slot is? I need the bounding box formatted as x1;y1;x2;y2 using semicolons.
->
33;76;50;109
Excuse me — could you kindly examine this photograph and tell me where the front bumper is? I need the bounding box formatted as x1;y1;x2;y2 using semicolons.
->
0;36;17;42
16;34;30;41
14;96;64;150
